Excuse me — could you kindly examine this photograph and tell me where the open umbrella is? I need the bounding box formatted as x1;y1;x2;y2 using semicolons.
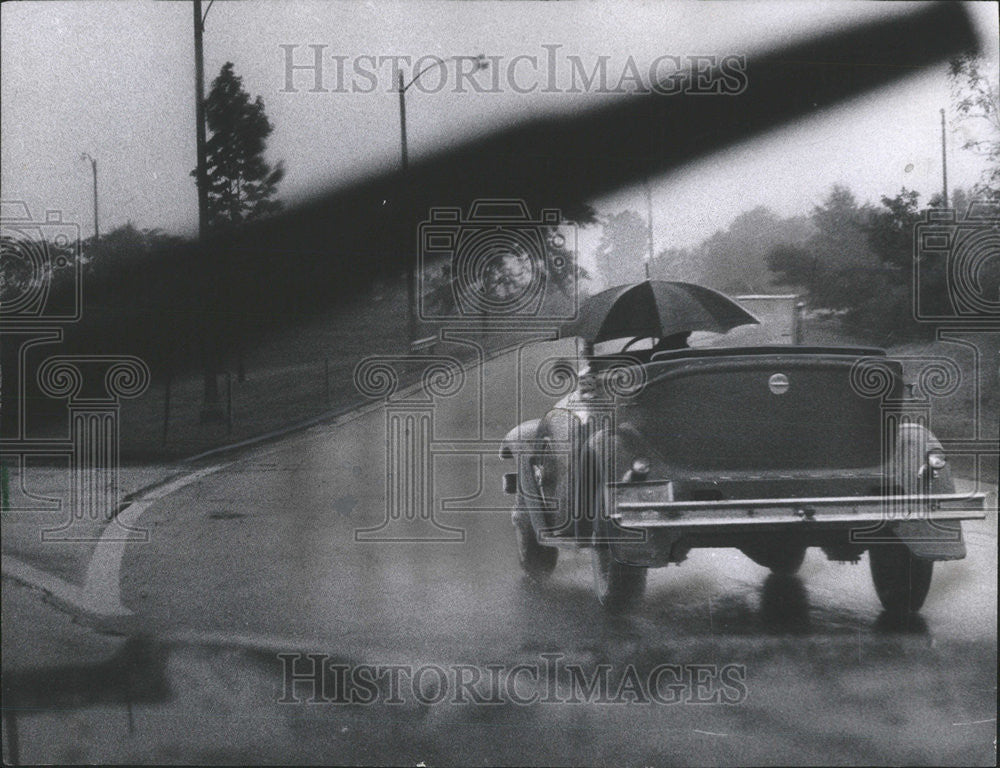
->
560;280;758;344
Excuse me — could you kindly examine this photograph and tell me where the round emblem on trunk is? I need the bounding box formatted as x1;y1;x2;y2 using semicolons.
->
768;373;790;394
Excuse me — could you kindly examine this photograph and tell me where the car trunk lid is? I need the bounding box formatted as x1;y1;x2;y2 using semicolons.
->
624;350;899;473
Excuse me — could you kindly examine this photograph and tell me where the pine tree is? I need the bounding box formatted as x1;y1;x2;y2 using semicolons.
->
201;62;284;229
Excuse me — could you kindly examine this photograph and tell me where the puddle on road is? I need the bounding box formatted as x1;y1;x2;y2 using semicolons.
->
207;511;247;520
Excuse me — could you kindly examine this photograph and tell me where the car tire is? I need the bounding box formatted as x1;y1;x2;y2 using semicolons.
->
869;541;934;614
590;487;646;610
514;514;558;578
591;530;647;610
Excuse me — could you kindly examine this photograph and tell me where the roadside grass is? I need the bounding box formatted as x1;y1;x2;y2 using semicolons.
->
117;279;425;460
115;278;520;460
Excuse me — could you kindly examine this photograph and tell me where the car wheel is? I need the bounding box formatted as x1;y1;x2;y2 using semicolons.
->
869;540;933;613
743;545;807;575
514;514;558;578
590;489;646;610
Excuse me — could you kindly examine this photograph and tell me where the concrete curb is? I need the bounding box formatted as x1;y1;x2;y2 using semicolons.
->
1;555;95;614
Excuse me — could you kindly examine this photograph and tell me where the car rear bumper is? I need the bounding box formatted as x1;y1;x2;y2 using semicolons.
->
602;481;988;565
608;485;988;533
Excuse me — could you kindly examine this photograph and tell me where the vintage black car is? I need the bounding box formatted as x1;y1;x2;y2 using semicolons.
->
500;281;986;613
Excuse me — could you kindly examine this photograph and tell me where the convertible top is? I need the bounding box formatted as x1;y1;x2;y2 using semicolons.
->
646;344;887;363
586;344;887;370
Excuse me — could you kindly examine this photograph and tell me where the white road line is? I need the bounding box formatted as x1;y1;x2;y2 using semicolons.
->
2;464;229;618
951;718;996;726
79;464;228;616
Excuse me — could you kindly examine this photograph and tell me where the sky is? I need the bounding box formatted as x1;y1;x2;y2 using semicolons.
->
2;0;998;267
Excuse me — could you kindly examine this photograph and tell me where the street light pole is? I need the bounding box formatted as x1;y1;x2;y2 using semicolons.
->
398;55;487;346
81;153;98;247
398;55;485;167
398;70;409;173
398;70;416;344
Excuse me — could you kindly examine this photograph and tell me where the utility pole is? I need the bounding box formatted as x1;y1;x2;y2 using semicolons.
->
939;108;949;208
644;178;654;280
398;70;415;345
193;0;223;422
194;0;209;238
398;71;409;173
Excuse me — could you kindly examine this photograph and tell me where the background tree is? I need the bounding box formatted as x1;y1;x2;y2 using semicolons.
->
680;206;812;294
196;62;285;408
948;54;1000;201
594;209;648;289
766;185;941;342
649;245;699;283
202;62;285;228
767;185;875;310
856;188;927;338
929;186;974;215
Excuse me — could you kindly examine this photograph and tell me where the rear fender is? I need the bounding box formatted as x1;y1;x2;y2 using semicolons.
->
890;423;964;560
499;419;543;459
586;423;668;484
586;427;685;559
500;419;560;538
501;419;543;523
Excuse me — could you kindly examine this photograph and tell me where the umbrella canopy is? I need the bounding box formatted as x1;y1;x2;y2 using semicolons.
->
560;280;758;344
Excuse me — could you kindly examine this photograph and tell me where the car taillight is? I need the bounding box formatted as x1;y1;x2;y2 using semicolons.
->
926;449;947;471
630;457;651;480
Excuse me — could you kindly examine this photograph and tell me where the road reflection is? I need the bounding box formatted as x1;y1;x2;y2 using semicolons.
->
759;574;810;635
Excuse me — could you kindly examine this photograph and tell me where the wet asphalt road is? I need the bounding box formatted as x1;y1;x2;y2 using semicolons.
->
100;340;998;764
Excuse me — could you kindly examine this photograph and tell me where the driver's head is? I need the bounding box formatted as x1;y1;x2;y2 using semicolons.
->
653;331;691;351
